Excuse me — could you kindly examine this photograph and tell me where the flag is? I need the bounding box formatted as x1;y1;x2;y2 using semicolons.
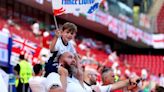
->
35;0;44;4
52;0;103;16
11;34;41;65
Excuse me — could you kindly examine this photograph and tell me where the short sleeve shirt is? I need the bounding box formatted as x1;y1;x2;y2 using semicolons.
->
54;37;76;57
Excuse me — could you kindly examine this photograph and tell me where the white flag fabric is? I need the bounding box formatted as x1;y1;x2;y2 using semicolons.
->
35;0;44;4
52;0;102;16
152;34;164;48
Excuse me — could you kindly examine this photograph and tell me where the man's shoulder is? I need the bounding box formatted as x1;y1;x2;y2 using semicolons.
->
48;72;60;77
29;76;46;83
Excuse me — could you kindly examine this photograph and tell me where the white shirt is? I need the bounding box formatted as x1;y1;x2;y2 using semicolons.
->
0;74;8;92
159;76;164;87
46;72;112;92
67;77;90;92
99;85;112;92
32;23;40;34
0;69;9;88
84;83;112;92
45;73;62;91
29;76;46;92
46;73;89;92
54;37;76;56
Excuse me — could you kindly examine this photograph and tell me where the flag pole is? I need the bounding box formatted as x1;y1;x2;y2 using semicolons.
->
52;0;59;30
53;16;59;30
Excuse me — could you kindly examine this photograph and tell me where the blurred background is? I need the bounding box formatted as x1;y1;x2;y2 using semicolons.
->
0;0;164;92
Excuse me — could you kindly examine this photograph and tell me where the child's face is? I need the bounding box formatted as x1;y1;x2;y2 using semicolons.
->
61;29;76;43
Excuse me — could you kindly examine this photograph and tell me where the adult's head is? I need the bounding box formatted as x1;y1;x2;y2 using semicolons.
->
84;67;98;85
101;67;115;85
59;52;77;76
33;64;44;76
19;54;25;60
49;85;64;92
61;22;77;43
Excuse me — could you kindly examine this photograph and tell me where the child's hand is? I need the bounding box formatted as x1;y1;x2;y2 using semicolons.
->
55;30;61;37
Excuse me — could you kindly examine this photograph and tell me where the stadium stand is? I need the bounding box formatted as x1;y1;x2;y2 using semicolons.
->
157;2;164;33
120;54;164;76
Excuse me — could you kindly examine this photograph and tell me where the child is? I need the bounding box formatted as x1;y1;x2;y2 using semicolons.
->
50;22;77;56
44;22;77;77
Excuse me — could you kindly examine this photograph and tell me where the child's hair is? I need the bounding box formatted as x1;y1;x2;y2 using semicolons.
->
62;22;77;33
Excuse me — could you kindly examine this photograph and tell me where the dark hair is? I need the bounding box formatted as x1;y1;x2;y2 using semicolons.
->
62;22;77;33
156;86;164;92
50;84;60;90
33;64;42;75
19;55;25;60
101;67;112;74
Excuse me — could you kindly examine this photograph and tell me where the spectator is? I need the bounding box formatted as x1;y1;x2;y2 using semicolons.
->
7;16;15;26
84;67;98;91
14;54;33;92
104;44;112;54
50;52;140;92
48;52;89;92
31;20;41;36
49;22;77;55
42;31;51;49
101;67;115;86
100;67;140;92
29;64;46;92
159;73;164;87
45;22;77;77
2;24;10;35
78;41;88;50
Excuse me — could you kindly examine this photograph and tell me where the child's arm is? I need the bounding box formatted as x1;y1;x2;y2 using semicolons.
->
50;30;60;52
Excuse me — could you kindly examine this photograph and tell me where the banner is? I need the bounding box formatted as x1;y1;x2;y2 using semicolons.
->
108;17;119;35
84;9;164;48
117;20;127;40
142;32;152;45
0;31;10;66
94;10;109;26
86;13;95;21
152;34;164;48
126;24;135;39
52;0;103;16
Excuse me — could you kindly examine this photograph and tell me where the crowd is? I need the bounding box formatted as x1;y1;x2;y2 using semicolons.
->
8;22;163;92
0;15;164;92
